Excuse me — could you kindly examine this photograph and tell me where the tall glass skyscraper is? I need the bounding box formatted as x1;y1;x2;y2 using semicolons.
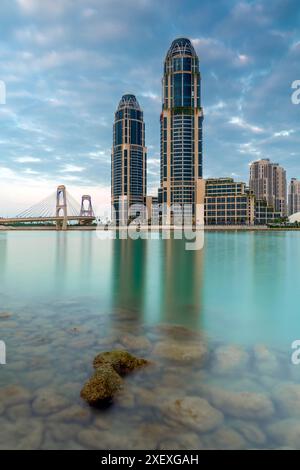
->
159;38;204;223
111;94;147;223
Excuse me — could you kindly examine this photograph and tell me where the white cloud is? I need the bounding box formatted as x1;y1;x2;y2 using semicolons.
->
236;54;251;66
273;130;295;137
82;8;98;18
192;37;252;67
88;149;110;161
205;101;226;116
229;116;264;134
238;142;262;156
14;156;41;163
23;168;39;175
16;0;72;17
15;26;67;47
141;91;160;103
60;164;85;173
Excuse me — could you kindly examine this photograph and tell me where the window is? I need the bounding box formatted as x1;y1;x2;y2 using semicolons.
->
182;57;192;71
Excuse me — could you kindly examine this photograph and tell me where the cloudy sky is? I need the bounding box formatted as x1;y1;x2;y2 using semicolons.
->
0;0;299;215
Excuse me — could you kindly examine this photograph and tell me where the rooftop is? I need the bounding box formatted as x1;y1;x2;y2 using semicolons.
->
166;37;197;59
117;94;141;111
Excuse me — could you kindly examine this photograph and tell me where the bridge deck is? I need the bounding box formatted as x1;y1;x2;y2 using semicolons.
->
0;216;95;224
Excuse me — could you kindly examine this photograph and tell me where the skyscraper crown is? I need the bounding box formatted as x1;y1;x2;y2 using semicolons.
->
166;37;197;58
117;94;141;111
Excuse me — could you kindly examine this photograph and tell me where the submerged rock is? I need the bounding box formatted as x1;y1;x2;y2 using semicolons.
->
273;383;300;417
267;419;300;449
203;426;246;450
159;432;205;450
152;323;202;340
120;334;151;352
81;365;123;405
153;341;207;364
0;418;44;450
81;350;149;406
32;388;70;416
49;404;92;424
202;385;274;420
161;396;223;433
253;344;279;376
230;419;266;446
0;385;31;408
0;311;12;319
212;344;249;375
93;350;148;375
6;404;31;421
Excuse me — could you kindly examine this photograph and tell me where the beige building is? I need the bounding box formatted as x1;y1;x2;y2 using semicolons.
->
288;178;300;216
249;159;287;217
205;178;255;225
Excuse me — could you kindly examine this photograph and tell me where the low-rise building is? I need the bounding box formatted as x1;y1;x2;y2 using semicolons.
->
255;200;282;225
205;177;255;225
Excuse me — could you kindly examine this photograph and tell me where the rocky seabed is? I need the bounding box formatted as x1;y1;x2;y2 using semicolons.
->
1;306;300;450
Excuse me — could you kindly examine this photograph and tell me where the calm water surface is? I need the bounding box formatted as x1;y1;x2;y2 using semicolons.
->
0;231;300;449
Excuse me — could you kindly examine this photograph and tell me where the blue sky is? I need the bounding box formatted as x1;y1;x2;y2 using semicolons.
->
0;0;299;215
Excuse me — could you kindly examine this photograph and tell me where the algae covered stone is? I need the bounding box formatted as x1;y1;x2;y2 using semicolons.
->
81;350;149;406
80;365;123;405
93;350;148;375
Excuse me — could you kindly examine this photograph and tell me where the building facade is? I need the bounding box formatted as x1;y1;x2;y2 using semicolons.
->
205;178;255;225
159;38;204;223
111;94;147;223
249;159;287;217
255;199;281;225
288;178;300;216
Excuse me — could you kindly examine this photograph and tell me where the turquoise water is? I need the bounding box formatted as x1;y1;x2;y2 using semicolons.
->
1;231;300;449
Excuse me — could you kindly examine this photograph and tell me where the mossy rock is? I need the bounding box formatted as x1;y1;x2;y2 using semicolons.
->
80;365;122;405
93;350;148;376
81;350;149;406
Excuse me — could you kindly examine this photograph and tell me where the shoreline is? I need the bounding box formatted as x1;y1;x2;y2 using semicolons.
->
1;225;300;232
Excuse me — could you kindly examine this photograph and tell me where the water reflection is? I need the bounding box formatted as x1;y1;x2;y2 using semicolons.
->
160;238;204;328
55;233;67;294
0;233;7;285
1;231;300;450
110;236;204;330
111;238;146;317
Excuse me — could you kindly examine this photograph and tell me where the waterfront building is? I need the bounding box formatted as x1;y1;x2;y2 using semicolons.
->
146;195;159;223
288;178;300;216
111;94;147;223
159;38;204;224
249;159;287;217
255;199;281;225
205;178;255;225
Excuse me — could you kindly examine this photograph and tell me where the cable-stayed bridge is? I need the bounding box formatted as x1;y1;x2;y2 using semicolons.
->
0;185;95;231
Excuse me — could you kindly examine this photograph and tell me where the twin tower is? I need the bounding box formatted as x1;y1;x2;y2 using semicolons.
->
111;38;204;224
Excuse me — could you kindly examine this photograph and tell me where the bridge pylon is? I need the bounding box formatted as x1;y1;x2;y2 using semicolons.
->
56;185;68;231
80;195;94;218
